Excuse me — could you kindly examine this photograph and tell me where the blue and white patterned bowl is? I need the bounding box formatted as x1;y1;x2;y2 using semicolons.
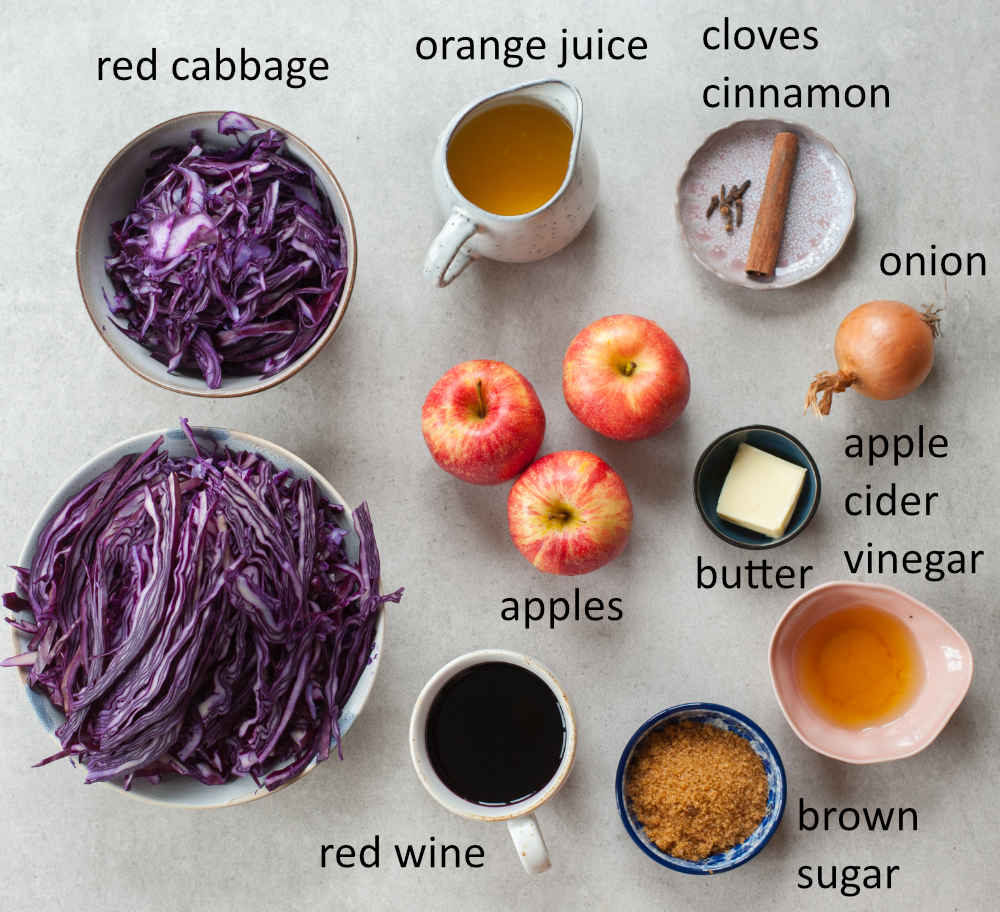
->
615;703;786;874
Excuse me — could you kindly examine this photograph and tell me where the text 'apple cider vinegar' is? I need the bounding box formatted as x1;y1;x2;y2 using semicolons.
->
446;102;573;216
795;605;924;729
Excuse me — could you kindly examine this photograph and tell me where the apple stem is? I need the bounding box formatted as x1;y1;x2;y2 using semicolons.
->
622;360;637;377
475;380;487;419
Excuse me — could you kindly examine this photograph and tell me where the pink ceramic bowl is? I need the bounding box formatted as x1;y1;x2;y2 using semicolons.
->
769;581;973;763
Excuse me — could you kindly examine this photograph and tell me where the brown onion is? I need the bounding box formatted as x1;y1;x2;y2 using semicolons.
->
805;301;940;416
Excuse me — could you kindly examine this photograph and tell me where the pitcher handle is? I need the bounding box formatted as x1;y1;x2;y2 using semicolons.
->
424;209;477;287
507;813;551;874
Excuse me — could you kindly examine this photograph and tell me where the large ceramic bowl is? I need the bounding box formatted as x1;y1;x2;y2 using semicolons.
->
6;426;385;807
615;703;786;874
770;581;973;763
77;112;357;397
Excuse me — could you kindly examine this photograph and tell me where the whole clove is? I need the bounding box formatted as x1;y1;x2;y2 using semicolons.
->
706;179;751;236
721;202;733;233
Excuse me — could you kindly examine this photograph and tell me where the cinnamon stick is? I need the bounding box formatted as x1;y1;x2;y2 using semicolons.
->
745;132;798;278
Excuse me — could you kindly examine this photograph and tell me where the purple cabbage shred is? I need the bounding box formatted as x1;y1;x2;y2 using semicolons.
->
3;425;402;790
104;113;346;389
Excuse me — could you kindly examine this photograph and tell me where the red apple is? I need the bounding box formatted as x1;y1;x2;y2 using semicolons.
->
507;451;632;575
562;314;690;440
422;359;545;485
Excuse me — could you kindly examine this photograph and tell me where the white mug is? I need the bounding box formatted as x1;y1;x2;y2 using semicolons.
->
409;650;577;874
423;78;599;286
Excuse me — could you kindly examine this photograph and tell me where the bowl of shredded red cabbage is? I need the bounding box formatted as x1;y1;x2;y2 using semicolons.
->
2;422;401;806
78;112;355;396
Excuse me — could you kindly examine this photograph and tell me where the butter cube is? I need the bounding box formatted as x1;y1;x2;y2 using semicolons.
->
716;443;807;539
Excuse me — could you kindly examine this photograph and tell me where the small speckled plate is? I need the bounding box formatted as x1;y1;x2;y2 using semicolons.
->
676;119;856;288
615;703;786;874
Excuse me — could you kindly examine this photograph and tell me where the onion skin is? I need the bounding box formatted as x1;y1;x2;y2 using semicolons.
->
806;301;940;415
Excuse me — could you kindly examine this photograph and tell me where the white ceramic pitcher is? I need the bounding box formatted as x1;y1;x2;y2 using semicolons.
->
424;79;599;286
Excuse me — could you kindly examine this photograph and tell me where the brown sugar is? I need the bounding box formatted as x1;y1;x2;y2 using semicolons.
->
625;720;769;861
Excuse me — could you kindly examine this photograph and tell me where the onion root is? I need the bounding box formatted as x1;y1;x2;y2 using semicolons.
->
805;370;858;416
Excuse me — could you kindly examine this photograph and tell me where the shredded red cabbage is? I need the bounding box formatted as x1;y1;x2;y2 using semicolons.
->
104;113;347;389
3;426;402;790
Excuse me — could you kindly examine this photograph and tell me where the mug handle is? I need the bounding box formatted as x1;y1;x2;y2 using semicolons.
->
424;209;477;287
507;813;551;874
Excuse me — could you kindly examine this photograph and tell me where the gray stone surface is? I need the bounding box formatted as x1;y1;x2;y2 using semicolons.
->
1;1;997;909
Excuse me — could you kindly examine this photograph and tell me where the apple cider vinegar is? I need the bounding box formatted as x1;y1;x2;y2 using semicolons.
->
446;102;573;216
795;605;924;729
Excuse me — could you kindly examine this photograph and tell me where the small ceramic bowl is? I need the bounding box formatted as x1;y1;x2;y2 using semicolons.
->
676;118;856;289
694;425;820;549
77;112;357;397
7;426;385;808
770;581;973;763
615;703;786;874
